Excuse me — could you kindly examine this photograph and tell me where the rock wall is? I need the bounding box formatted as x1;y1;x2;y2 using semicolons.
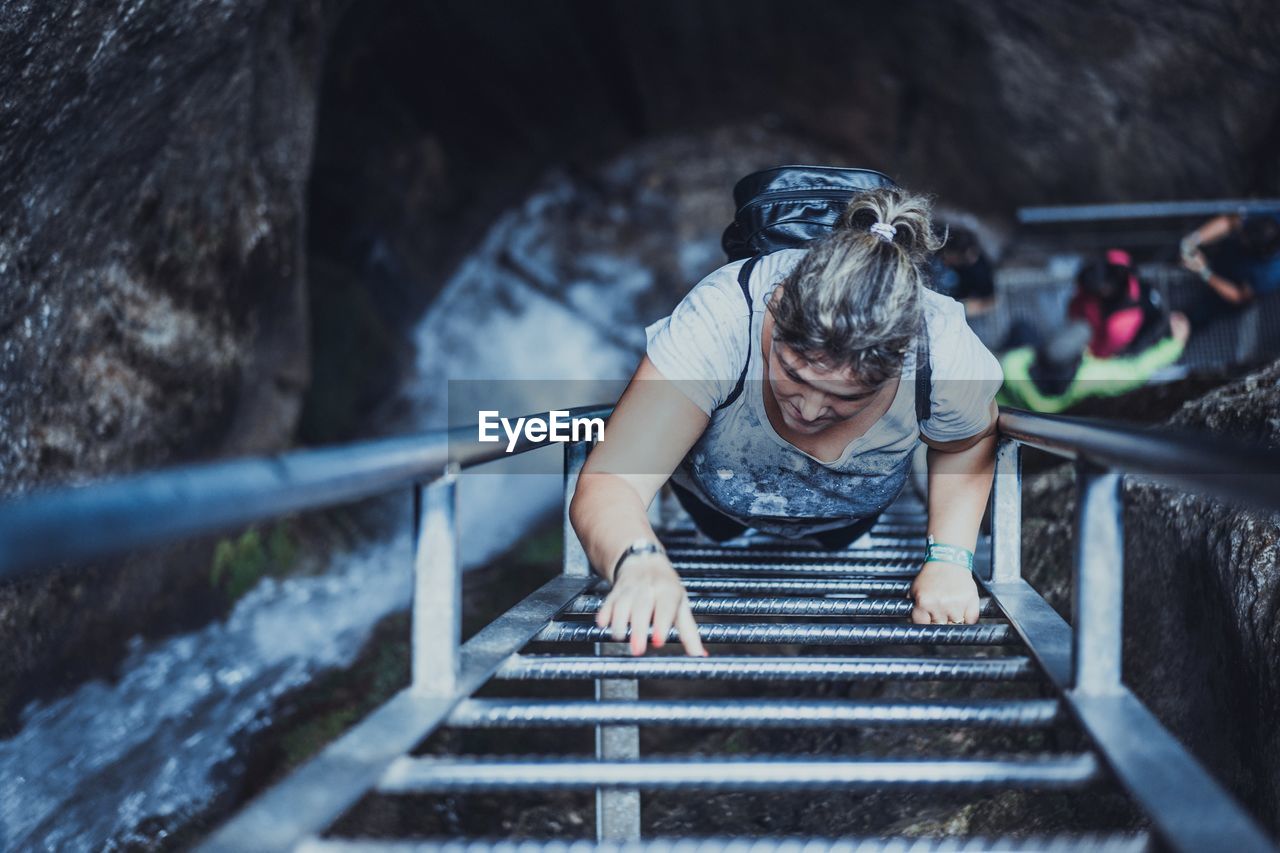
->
0;0;338;724
0;0;335;497
1023;358;1280;831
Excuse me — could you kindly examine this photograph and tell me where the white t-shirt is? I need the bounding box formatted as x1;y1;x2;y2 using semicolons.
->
642;248;1003;537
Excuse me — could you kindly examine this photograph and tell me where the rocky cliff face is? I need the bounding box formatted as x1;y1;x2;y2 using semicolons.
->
0;0;333;497
0;0;337;725
1023;359;1280;831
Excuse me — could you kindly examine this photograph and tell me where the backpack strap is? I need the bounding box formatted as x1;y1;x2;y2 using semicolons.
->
712;256;760;414
915;318;933;424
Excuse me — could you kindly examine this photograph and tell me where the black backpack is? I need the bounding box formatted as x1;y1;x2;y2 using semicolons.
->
713;165;933;424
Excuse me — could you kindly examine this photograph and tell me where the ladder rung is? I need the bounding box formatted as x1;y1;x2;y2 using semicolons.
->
495;654;1039;682
534;622;1014;646
670;560;919;578
377;753;1101;793
297;832;1152;852
446;698;1061;729
678;578;913;596
665;549;918;563
870;525;928;536
564;595;996;619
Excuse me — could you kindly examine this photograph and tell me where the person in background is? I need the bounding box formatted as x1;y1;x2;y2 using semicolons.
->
933;227;996;317
998;313;1189;414
1180;211;1280;307
1068;249;1169;358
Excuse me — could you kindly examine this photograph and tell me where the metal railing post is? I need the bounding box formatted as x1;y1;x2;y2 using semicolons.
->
412;469;460;695
1072;462;1124;694
564;440;591;578
595;642;641;841
989;439;1023;583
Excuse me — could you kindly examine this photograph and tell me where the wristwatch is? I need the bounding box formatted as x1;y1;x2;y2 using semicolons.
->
611;538;665;584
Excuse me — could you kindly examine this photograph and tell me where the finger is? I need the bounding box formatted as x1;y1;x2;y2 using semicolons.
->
609;591;632;642
595;594;616;629
910;604;934;625
675;603;708;657
628;592;656;656
964;598;981;626
651;591;680;650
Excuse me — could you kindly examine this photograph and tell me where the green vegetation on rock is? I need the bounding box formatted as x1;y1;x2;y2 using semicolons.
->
210;522;300;602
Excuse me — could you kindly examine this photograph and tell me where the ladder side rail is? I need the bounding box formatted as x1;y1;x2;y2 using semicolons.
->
196;573;593;853
992;410;1279;852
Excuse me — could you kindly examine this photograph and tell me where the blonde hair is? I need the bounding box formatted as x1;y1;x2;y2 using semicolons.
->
769;186;943;385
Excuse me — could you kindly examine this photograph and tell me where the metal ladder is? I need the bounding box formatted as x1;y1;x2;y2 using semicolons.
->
194;423;1279;852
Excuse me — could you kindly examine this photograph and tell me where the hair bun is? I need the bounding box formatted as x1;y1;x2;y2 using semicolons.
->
839;186;943;259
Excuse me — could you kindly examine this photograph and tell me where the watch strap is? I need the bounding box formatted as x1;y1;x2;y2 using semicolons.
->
611;539;665;584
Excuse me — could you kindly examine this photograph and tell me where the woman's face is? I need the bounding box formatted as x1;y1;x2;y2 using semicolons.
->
767;337;886;435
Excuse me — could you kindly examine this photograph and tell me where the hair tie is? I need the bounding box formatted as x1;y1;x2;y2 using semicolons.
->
869;222;897;243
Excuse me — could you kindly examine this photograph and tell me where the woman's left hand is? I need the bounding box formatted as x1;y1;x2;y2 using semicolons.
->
910;561;980;625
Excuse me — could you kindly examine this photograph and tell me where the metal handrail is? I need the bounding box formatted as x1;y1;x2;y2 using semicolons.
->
1017;198;1280;225
998;408;1280;514
4;402;1275;581
0;404;613;580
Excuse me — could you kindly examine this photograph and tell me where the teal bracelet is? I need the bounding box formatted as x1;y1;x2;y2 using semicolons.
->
924;535;974;572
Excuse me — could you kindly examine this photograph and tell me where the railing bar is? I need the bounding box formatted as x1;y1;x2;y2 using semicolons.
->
998;411;1280;515
1017;198;1280;224
0;403;615;581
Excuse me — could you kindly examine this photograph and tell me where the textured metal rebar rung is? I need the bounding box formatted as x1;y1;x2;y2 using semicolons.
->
496;655;1039;682
665;548;918;563
378;753;1100;793
297;833;1153;852
670;560;920;578
678;578;914;596
565;595;995;619
447;698;1061;729
534;622;1014;645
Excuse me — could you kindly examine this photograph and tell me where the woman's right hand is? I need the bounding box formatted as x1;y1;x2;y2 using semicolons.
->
595;553;708;657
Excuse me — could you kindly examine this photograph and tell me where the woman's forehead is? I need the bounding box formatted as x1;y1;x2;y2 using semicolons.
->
775;340;882;390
